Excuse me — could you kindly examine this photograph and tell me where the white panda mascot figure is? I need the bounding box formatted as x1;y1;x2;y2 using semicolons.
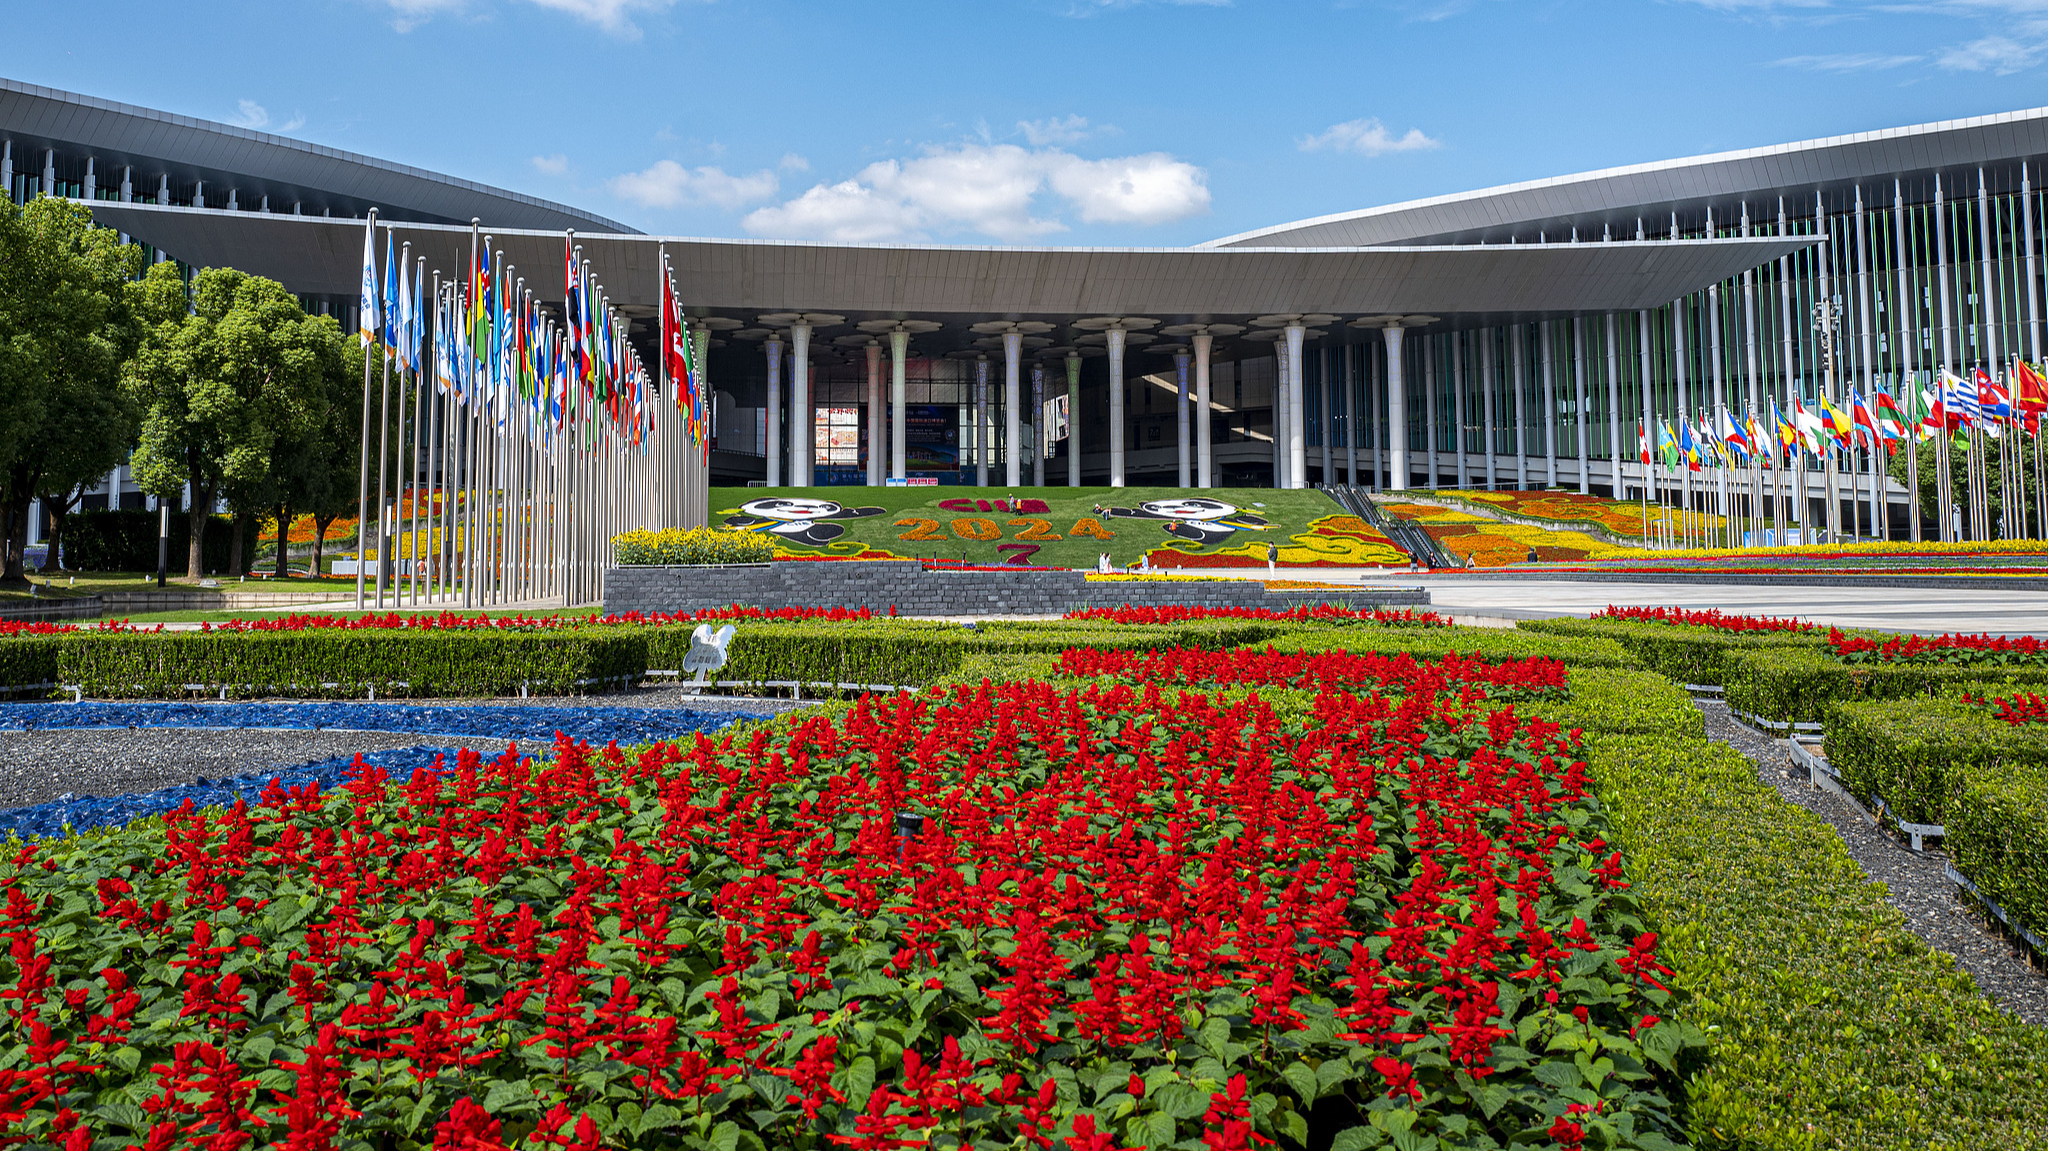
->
1095;497;1271;548
722;497;886;547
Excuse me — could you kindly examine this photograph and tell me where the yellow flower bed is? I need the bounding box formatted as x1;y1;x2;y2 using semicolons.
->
1083;572;1227;582
1620;538;2048;561
612;527;777;565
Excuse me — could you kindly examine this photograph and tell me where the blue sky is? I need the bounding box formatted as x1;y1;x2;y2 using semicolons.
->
8;0;2048;245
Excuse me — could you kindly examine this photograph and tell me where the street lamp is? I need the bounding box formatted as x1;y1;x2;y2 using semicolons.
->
1811;297;1844;543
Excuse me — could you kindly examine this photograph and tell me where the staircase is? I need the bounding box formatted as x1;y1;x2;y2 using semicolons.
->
1323;485;1454;568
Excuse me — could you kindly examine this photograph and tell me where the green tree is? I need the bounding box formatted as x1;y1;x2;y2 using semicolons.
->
126;264;331;578
0;197;144;586
265;328;363;577
1888;427;2043;536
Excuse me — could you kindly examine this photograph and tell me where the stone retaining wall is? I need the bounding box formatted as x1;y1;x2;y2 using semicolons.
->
0;595;104;623
604;561;1428;616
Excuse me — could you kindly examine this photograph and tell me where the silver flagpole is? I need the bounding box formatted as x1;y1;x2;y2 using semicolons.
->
353;208;379;611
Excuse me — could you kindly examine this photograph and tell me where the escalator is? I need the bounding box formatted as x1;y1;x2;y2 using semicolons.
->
1323;485;1454;569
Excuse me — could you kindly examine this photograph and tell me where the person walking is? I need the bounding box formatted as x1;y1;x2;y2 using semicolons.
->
1266;541;1279;572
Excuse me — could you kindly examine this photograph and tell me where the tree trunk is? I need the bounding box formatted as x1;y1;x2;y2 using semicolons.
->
273;504;294;578
0;501;23;588
38;500;67;573
187;492;209;579
227;512;248;578
311;513;334;579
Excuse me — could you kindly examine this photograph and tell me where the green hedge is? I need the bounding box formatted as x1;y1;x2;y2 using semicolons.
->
1589;732;2048;1148
1948;758;2048;948
1525;665;1704;739
1824;696;2048;824
1265;623;1642;669
0;637;62;696
1724;647;2048;724
1517;617;1825;686
51;628;649;698
62;508;254;573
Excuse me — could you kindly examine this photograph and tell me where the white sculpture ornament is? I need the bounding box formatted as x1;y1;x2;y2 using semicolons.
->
682;624;736;691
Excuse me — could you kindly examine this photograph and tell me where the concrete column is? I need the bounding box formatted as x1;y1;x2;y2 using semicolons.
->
1606;313;1623;498
120;165;131;202
790;322;811;487
1318;345;1333;486
83;157;94;200
157;174;170;205
1065;353;1082;487
973;356;991;486
1003;330;1023;487
1273;338;1290;488
1194;334;1214;489
1;142;11;201
764;334;783;487
1107;327;1127;487
1031;364;1046;486
42;149;55;197
1481;329;1498;490
227;188;238;211
865;341;884;486
1175;349;1193;487
1384;326;1408;490
1286;323;1307;488
1513;326;1530;488
890;329;909;480
1452;334;1470;488
193;180;204;208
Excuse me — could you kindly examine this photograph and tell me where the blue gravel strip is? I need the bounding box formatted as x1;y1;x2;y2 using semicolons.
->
0;702;741;746
0;745;473;841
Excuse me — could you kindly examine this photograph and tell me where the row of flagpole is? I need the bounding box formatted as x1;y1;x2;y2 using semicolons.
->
1629;356;2046;548
350;212;709;611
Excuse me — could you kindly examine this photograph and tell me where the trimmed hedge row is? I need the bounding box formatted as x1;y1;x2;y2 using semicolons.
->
1589;732;2048;1148
1262;623;1641;669
1516;616;1824;686
1826;696;2048;941
1724;646;2048;723
50;629;649;698
1526;666;1704;739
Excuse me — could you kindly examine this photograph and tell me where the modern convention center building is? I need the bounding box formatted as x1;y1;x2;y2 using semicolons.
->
7;76;2048;524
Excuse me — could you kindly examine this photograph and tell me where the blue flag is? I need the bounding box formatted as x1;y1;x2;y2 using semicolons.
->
357;219;379;348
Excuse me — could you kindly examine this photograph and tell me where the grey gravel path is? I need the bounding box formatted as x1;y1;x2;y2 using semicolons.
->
0;688;807;812
1702;700;2048;1025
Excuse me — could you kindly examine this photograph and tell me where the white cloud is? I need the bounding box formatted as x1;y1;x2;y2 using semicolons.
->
1019;115;1093;146
1046;152;1212;225
741;142;1210;243
227;100;269;129
1772;51;1923;69
778;152;810;172
608;160;779;209
1936;33;2044;71
532;153;570;176
376;0;671;35
1298;118;1442;157
742;181;929;244
279;113;306;132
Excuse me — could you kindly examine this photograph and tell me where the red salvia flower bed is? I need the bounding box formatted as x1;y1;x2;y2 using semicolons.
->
1829;628;2048;666
0;649;1688;1148
1063;604;1448;627
1592;605;1815;634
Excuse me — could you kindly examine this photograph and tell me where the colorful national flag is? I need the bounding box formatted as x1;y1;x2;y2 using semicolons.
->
1679;418;1703;471
1873;387;1907;442
358;218;379;349
1719;408;1751;456
1659;420;1681;469
1975;367;2014;421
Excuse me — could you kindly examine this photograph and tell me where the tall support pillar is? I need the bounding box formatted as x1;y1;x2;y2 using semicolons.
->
1573;319;1591;495
1065;353;1082;487
1107;327;1128;487
2028;162;2043;364
1273;337;1291;487
1605;313;1623;498
1317;345;1333;486
790;322;812;487
1003;330;1023;487
1638;309;1656;512
973;357;992;487
1481;328;1498;489
1542;322;1559;487
1286;322;1307;488
1344;344;1359;486
1175;348;1193;487
1513;326;1530;488
889;329;909;480
1383;325;1408;490
1031;363;1046;486
764;334;783;487
1451;334;1469;487
1894;181;1921;542
1193;334;1214;488
1857;187;1880;539
865;341;884;486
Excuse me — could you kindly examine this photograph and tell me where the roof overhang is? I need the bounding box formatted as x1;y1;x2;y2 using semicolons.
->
1;77;632;233
89;202;1818;326
1209;105;2048;249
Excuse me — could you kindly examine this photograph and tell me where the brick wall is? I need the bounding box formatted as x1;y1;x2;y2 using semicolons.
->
604;561;1429;617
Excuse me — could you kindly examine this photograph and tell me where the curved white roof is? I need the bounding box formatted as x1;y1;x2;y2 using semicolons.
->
1207;105;2048;248
0;77;632;233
